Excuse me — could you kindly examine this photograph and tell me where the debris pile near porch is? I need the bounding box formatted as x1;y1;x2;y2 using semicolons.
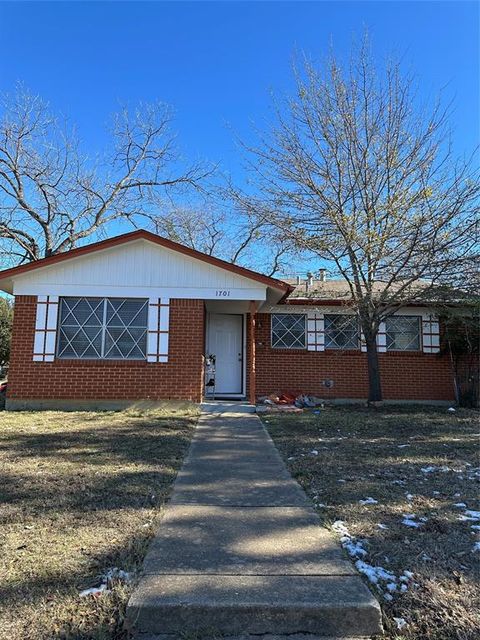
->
257;392;325;413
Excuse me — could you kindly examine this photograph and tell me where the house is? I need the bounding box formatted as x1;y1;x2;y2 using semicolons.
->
0;229;455;410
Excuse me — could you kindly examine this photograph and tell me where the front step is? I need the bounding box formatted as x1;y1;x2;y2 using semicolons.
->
127;574;382;637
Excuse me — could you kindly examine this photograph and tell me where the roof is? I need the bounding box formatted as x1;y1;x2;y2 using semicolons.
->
284;277;433;304
0;229;294;296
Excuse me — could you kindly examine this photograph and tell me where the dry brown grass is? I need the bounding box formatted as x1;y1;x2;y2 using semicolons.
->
0;403;199;640
262;405;480;640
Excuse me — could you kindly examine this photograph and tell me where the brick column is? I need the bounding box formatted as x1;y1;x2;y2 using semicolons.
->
248;301;257;405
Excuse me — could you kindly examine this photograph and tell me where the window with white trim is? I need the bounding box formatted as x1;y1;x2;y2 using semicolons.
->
271;314;306;349
324;314;359;349
57;297;148;360
386;316;421;351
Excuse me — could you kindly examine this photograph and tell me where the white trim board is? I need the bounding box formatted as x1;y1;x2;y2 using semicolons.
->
13;283;267;300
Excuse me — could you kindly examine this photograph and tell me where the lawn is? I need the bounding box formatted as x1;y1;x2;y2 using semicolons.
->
262;405;480;640
0;404;199;640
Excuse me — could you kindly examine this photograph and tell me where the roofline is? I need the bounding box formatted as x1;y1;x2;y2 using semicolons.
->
0;229;294;294
283;298;453;307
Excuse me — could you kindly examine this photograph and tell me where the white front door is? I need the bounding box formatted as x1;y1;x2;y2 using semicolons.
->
207;314;243;395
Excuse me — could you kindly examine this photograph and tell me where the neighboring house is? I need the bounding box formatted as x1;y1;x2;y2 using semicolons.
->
0;230;454;409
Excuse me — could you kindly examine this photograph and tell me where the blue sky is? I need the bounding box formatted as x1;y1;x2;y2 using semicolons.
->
0;0;478;266
1;2;477;168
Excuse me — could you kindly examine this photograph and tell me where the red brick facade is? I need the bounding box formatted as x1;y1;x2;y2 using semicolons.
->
7;298;455;406
254;313;455;402
8;296;205;403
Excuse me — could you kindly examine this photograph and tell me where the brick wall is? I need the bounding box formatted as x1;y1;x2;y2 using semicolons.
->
8;296;205;403
254;313;455;402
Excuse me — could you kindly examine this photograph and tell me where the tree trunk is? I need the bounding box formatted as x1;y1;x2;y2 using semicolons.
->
365;336;383;404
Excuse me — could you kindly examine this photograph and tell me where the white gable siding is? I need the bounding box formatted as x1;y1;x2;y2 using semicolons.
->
12;239;266;300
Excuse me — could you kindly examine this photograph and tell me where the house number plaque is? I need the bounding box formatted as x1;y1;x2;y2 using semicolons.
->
215;290;231;297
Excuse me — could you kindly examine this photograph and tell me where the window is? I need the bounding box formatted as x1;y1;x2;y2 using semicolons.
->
57;297;148;360
325;314;359;349
271;314;306;349
386;316;421;351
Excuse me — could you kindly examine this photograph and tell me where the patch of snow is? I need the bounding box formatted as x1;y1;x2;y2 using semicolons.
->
394;617;407;630
453;503;467;508
383;593;393;602
448;407;456;412
421;464;454;474
473;542;480;553
79;584;107;597
377;523;389;530
406;493;414;501
310;449;319;456
359;497;378;505
78;567;130;598
332;520;349;536
470;525;480;531
402;515;423;528
465;510;480;520
355;560;396;585
386;582;397;592
343;540;368;558
337;479;346;483
397;444;410;448
103;568;130;584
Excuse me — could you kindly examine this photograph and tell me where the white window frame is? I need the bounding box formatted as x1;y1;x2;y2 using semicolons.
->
271;313;307;349
324;314;360;350
386;315;421;352
57;297;149;360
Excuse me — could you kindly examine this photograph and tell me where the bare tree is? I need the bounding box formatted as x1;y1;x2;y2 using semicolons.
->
0;86;212;266
235;41;479;403
151;204;293;277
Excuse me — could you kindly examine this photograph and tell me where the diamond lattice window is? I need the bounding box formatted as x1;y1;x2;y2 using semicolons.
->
57;297;148;360
271;314;306;349
325;314;359;349
386;316;420;351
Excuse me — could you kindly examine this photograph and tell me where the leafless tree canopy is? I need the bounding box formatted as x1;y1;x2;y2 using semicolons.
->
0;87;212;266
151;205;294;277
235;41;479;401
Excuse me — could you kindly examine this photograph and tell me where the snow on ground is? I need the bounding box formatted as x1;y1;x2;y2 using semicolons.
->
394;617;408;630
359;497;378;505
402;514;424;528
79;567;131;598
332;520;414;600
465;510;480;519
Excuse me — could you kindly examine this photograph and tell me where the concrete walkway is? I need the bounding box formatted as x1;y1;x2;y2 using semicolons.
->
126;403;382;639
